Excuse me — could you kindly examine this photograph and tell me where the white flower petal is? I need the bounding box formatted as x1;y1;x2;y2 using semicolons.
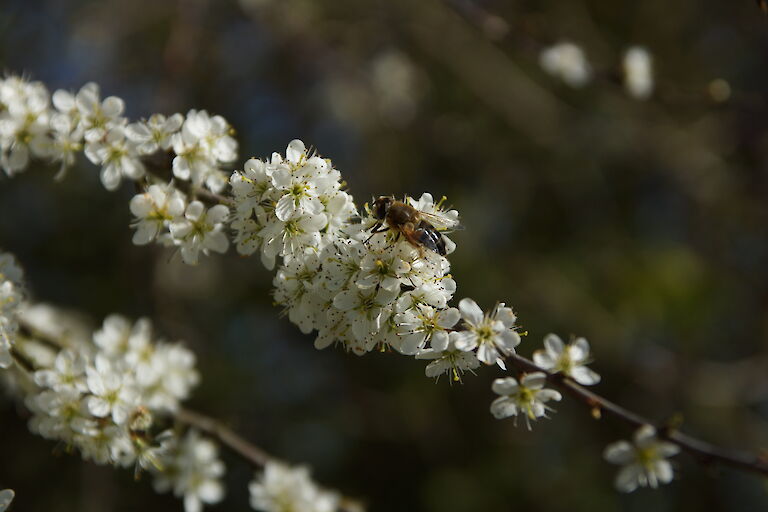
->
458;298;484;326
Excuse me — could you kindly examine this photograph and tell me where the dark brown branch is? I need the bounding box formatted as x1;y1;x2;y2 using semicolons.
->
506;352;768;477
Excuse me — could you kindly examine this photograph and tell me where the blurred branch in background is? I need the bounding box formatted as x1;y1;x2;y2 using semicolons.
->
507;352;768;477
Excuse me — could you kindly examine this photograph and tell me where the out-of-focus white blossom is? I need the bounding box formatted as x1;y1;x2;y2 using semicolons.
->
0;251;24;369
84;126;145;191
453;298;520;368
533;333;600;385
153;430;225;512
249;461;339;512
169;201;230;265
24;312;202;480
126;113;184;154
73;82;126;142
490;372;562;428
540;42;592;87
623;46;654;100
0;489;14;512
604;425;679;492
0;77;51;175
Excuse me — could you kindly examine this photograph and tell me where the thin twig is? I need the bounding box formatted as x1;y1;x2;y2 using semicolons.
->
175;408;365;512
175;407;271;467
505;353;768;477
140;151;235;207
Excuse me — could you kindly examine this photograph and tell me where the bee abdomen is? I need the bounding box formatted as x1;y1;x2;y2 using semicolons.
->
415;221;446;256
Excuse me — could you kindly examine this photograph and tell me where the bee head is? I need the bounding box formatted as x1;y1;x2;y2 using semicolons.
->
372;196;392;220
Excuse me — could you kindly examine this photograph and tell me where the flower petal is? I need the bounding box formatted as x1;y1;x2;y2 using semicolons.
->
458;298;484;326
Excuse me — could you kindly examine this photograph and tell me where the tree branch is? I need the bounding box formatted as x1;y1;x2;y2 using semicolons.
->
175;407;365;512
505;352;768;477
175;407;271;467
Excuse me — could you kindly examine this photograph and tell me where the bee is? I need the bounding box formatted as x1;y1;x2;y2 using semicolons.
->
368;196;459;256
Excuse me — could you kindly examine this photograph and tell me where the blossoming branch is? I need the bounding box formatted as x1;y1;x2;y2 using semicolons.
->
1;72;767;512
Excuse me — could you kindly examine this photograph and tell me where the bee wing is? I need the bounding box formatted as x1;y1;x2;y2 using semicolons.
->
418;210;463;231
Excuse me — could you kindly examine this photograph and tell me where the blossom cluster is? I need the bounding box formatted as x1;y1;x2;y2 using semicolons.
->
227;140;525;381
0;77;237;190
21;312;221;511
0;76;237;265
249;461;340;512
0;252;224;512
130;184;230;264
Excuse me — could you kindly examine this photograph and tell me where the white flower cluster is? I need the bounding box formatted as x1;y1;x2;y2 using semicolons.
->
154;429;225;512
0;252;24;369
130;183;230;264
19;312;219;512
0;77;54;175
249;461;339;512
228;140;522;380
229;139;355;270
604;424;679;492
0;76;237;193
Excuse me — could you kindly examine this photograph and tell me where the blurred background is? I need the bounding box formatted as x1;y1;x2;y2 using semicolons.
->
2;0;768;510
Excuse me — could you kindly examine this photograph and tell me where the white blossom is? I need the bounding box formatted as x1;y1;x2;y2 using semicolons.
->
73;82;126;142
249;461;339;512
490;372;562;428
0;251;24;369
44;112;84;179
34;349;89;393
171;109;236;193
533;333;600;385
153;430;225;512
85;354;140;425
126;113;184;154
169;201;230;265
623;46;654;100
0;77;51;175
0;489;14;512
129;184;187;246
604;425;679;492
395;304;459;355
539;42;591;87
416;330;480;381
84;126;145;191
453;298;520;368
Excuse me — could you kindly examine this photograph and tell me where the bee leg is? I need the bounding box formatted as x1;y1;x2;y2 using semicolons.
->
365;224;389;244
